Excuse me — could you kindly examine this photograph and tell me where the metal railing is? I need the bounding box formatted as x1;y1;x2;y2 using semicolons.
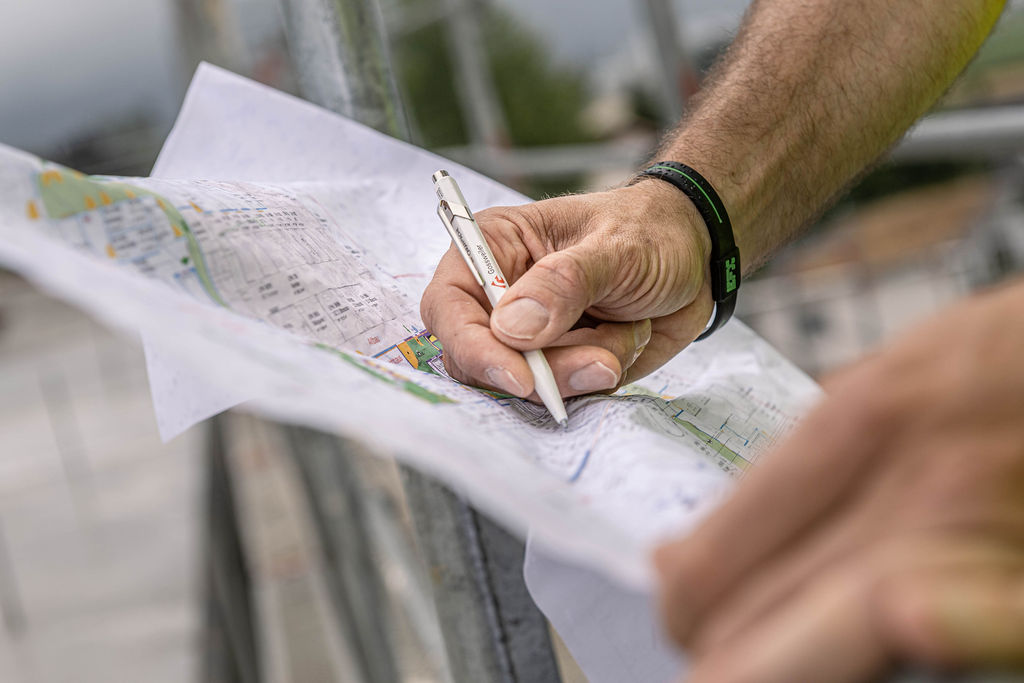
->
274;0;561;680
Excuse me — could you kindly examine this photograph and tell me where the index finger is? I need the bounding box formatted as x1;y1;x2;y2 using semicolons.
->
653;369;895;644
420;244;535;397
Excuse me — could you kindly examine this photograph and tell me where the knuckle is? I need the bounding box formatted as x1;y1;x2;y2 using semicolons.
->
477;208;542;277
872;578;950;666
419;290;440;330
442;354;466;385
532;252;590;301
479;204;540;242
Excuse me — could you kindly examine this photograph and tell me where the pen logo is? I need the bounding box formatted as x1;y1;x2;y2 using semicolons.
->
491;276;507;288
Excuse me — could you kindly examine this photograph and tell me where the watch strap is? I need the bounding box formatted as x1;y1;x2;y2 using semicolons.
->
637;161;740;341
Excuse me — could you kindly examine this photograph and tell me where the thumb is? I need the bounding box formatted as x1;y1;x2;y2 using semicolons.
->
491;242;614;349
878;569;1024;668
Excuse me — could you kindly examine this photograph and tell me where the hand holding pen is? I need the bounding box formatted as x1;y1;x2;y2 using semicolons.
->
423;172;711;424
432;170;568;426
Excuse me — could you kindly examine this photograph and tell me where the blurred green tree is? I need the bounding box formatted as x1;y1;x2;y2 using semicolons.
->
394;3;594;152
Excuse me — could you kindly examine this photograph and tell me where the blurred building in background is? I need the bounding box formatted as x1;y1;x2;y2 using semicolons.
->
4;1;1024;681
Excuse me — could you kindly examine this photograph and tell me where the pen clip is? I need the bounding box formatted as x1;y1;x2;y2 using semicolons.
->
438;200;485;287
443;198;474;222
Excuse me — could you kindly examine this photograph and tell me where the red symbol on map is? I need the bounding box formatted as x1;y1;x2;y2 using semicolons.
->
491;276;507;288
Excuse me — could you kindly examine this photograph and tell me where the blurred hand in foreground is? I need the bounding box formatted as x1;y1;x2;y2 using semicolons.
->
420;180;714;400
654;279;1024;683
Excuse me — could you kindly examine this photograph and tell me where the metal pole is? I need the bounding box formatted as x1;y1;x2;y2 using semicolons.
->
443;0;511;160
400;471;561;683
641;0;692;126
892;105;1024;162
277;0;410;138
275;1;561;680
203;417;261;683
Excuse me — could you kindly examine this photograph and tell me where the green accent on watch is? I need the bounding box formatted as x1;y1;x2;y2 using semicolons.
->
647;164;724;224
725;256;737;293
638;160;739;341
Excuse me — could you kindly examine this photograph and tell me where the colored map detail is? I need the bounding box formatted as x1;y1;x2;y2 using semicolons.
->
316;343;453;404
26;161;416;362
619;382;767;474
29;166;226;307
375;330;524;403
375;331;445;374
674;420;750;471
397;333;443;372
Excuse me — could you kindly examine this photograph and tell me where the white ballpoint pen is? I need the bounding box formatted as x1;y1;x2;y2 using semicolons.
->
432;169;569;427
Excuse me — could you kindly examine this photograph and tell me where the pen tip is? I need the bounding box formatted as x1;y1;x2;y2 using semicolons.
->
558;418;568;429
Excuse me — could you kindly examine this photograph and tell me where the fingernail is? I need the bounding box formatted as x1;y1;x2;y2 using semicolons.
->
569;361;619;393
634;319;652;349
492;298;549;340
485;366;525;397
630;319;652;367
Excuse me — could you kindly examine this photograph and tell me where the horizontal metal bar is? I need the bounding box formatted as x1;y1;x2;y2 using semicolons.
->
893;105;1024;162
440;105;1024;181
437;137;652;180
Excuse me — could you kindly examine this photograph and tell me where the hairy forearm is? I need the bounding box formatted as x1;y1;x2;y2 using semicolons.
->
661;0;1006;270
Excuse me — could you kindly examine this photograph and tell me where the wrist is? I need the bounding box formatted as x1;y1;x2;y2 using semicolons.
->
658;130;761;272
623;178;713;264
631;160;742;340
617;178;713;310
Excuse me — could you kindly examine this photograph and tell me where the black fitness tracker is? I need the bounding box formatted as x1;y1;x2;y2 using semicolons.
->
637;161;740;341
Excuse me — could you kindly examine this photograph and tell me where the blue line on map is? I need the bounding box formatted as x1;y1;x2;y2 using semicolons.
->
129;248;164;263
568;450;592;483
105;223;155;240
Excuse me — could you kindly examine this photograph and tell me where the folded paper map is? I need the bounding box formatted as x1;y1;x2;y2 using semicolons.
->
0;64;819;589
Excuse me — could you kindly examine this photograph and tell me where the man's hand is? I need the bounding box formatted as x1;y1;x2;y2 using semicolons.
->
420;181;714;400
419;0;1006;404
654;280;1024;683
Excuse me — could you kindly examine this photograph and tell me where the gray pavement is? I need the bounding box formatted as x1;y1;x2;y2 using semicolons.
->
0;270;204;683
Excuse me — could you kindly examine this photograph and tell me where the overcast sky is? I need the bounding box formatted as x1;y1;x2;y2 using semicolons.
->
0;0;754;156
0;0;182;153
508;0;750;62
1;0;1019;158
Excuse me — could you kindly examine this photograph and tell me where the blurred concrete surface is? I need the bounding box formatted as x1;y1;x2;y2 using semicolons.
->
0;269;204;683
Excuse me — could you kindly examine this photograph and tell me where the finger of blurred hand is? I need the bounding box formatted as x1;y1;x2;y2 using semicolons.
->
654;370;894;645
691;495;876;654
688;540;1024;683
421;247;534;397
687;570;885;683
878;568;1024;668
